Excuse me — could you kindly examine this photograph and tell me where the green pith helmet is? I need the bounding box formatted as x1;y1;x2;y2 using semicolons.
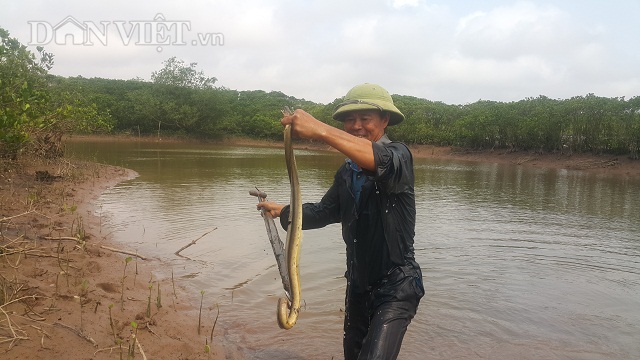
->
332;83;405;126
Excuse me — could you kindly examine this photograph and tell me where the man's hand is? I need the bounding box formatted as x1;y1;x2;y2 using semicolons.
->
281;109;328;141
257;201;285;218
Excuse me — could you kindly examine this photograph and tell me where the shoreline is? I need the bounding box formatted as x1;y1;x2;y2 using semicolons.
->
69;134;640;177
0;157;232;359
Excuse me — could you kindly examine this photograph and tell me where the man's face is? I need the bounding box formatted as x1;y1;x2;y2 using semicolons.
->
342;110;390;142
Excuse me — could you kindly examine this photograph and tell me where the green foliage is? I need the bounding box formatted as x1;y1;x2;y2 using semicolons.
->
0;27;113;158
47;76;114;134
3;28;636;157
66;75;319;141
151;57;217;89
0;28;52;157
389;93;640;156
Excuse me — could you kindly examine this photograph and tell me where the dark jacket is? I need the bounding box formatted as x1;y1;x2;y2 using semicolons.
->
280;134;421;293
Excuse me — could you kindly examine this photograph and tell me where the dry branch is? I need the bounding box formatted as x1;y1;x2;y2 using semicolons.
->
0;295;40;310
0;210;35;223
136;338;148;360
98;245;147;260
42;236;82;242
175;228;217;257
42;236;147;260
53;321;98;347
0;305;30;350
93;346;118;356
0;210;49;224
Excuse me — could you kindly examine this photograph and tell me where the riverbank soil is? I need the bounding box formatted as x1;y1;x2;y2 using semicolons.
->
0;156;232;359
409;144;640;177
1;139;638;359
226;136;640;177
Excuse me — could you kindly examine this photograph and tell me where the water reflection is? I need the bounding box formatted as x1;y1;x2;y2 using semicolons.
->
66;139;640;360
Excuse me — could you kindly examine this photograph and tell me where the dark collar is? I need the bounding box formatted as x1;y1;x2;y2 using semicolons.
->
376;133;391;145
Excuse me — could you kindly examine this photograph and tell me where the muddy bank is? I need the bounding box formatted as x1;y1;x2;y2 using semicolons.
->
0;157;236;359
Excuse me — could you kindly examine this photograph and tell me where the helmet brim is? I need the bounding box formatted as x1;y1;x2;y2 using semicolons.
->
332;100;404;126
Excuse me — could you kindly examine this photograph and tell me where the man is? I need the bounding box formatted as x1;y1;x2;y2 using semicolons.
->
258;83;424;359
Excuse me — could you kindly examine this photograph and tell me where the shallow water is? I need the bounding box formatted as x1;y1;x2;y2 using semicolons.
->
66;139;640;359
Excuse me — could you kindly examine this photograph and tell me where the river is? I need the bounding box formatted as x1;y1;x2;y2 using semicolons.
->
65;138;640;360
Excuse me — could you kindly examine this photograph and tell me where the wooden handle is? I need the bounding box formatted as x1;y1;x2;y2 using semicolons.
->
249;189;267;199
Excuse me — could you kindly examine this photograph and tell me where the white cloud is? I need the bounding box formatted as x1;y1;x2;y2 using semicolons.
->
454;2;582;59
391;0;421;9
1;0;638;104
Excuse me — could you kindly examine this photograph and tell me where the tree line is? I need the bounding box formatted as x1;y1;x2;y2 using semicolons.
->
2;27;639;159
390;94;640;157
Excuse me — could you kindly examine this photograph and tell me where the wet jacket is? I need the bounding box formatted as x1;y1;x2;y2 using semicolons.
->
280;134;422;294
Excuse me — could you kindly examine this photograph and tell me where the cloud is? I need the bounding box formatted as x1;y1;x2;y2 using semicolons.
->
391;0;421;9
422;1;627;103
2;0;639;105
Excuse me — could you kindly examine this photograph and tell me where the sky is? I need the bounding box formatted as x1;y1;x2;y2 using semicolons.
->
2;0;639;105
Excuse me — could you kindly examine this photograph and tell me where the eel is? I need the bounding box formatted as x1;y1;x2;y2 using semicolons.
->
276;110;303;329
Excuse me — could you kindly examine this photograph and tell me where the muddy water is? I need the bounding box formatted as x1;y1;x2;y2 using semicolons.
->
66;139;640;360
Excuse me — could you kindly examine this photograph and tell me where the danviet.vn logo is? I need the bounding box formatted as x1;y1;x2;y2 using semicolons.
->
28;13;224;52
